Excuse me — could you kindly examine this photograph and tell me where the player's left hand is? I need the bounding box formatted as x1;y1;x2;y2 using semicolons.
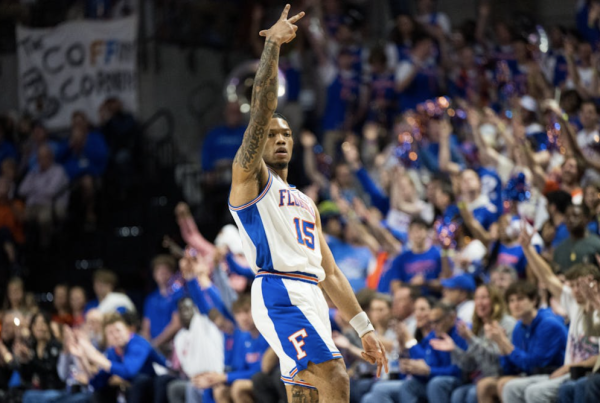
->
360;331;389;377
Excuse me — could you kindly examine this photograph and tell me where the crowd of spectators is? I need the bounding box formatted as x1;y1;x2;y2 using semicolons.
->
6;0;600;403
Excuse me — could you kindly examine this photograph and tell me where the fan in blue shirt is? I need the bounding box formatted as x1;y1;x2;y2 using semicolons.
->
192;294;269;402
142;255;180;348
396;302;468;403
200;102;246;172
390;217;445;295
395;35;439;112
493;281;567;377
84;314;167;402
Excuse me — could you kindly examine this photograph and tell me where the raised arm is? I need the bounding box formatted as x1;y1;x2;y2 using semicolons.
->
231;5;304;202
518;220;563;298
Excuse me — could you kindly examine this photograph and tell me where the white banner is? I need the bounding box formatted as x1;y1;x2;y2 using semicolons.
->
16;17;138;130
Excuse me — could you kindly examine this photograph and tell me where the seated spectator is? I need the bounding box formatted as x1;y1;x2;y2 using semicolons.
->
336;294;395;400
17;312;65;403
392;285;419;336
360;295;436;403
477;281;568;403
54;326;93;403
141;255;181;352
553;203;600;273
200;101;245;175
3;276;31;320
374;302;467;403
99;97;141;198
489;265;518;293
83;309;104;349
430;284;516;403
0;311;22;393
18;144;69;247
80;312;167;403
51;283;73;328
505;226;600;403
440;274;476;325
55;111;109;230
190;294;269;403
69;286;87;328
413;296;435;343
84;269;135;314
389;217;447;295
56;111;109;182
160;297;224;403
18;121;59;175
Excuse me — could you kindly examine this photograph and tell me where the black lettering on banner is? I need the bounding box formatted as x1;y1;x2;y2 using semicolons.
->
80;75;94;96
19;36;44;56
60;77;78;103
66;43;85;67
42;46;63;74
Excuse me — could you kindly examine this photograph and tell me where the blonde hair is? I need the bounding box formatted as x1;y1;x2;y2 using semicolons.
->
472;284;507;336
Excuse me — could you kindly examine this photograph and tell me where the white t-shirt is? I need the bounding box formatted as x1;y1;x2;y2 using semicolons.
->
174;313;224;376
566;66;594;90
560;285;600;365
417;12;452;35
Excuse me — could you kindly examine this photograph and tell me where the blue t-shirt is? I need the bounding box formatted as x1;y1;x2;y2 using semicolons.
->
376;257;396;294
84;299;99;313
552;223;570;248
0;140;18;166
327;236;373;292
472;204;498;231
418;136;466;174
478;167;503;217
389;246;442;292
496;243;528;278
366;72;396;124
322;70;361;131
397;59;438;112
143;289;179;339
56;130;109;180
226;331;270;384
201;125;246;172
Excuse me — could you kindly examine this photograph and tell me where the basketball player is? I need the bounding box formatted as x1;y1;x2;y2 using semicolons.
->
228;5;388;402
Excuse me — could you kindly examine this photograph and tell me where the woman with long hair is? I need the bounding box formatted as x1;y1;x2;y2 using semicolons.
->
16;312;65;403
430;284;516;403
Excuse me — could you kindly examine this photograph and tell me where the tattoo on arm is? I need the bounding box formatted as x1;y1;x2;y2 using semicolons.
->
291;385;319;403
233;39;281;172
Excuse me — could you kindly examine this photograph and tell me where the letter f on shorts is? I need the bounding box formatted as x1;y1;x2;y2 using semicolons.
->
288;329;308;360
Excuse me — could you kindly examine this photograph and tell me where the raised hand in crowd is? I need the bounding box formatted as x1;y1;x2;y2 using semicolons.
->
429;333;457;352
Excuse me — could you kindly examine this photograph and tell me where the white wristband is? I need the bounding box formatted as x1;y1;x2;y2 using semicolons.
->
350;312;375;338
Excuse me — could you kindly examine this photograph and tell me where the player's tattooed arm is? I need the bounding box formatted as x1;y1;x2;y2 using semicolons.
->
291;385;319;402
233;5;304;178
233;38;280;174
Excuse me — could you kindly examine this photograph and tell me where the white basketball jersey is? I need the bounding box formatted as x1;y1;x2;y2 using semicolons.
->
229;170;325;281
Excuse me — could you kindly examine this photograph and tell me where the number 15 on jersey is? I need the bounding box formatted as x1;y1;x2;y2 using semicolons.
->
293;218;315;250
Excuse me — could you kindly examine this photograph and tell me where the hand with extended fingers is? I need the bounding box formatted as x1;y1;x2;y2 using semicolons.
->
259;4;305;45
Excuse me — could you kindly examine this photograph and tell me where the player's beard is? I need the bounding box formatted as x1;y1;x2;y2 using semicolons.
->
271;162;288;170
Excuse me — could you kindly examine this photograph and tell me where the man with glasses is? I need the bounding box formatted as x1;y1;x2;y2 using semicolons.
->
397;302;468;403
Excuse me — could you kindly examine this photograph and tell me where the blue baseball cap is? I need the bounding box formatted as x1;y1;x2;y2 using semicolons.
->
440;274;476;292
